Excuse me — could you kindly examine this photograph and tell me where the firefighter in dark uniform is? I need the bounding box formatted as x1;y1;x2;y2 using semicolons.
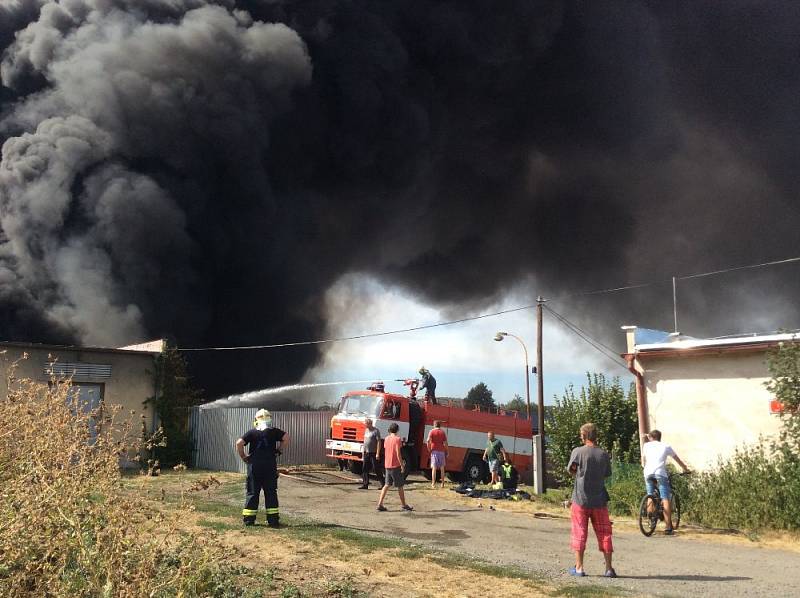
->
235;409;289;527
419;366;437;404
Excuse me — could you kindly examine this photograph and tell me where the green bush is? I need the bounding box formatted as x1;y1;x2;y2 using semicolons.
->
606;462;643;516
684;441;799;531
548;374;640;486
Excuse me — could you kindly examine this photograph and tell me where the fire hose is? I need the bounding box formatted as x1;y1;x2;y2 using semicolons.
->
278;467;363;485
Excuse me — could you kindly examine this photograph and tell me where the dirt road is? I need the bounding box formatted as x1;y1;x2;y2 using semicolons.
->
274;472;798;597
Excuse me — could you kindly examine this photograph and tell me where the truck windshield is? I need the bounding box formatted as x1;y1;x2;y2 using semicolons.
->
339;394;382;418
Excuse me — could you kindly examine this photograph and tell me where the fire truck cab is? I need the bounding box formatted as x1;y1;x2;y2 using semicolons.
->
326;381;534;484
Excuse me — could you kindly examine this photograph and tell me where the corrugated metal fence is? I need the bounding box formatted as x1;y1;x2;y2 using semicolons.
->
189;407;335;473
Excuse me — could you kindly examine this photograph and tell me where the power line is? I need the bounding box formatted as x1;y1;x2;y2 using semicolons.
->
178;253;800;351
564;255;800;297
543;305;629;372
178;304;536;351
569;281;654;297
677;255;800;281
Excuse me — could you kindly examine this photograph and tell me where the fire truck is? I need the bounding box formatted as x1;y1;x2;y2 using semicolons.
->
326;380;534;484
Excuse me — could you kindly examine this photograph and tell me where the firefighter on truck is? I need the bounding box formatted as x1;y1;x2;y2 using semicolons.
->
326;378;533;485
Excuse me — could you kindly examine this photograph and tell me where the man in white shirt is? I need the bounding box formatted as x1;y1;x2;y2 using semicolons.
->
642;429;690;535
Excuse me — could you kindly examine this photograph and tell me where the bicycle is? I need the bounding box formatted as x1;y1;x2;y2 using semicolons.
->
637;473;685;536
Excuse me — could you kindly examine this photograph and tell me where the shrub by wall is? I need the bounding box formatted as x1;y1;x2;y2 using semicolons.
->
548;374;640;486
0;358;272;596
685;442;799;531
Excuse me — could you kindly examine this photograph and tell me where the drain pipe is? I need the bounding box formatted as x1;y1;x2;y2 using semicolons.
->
625;353;649;451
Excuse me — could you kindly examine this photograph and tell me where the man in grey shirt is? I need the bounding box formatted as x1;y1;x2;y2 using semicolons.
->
359;419;381;489
567;423;615;578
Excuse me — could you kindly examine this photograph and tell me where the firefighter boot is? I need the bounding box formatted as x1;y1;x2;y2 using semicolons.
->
242;508;258;526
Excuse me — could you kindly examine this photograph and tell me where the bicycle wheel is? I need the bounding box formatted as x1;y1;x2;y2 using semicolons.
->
672;492;681;530
638;494;658;536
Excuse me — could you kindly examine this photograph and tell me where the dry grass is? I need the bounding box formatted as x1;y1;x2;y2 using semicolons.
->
0;359;359;597
135;470;631;598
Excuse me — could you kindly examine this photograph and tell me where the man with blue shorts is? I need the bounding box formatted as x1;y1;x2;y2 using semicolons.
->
642;429;690;535
482;431;508;487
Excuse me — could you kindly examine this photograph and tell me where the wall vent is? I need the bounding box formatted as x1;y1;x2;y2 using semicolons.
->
44;362;112;380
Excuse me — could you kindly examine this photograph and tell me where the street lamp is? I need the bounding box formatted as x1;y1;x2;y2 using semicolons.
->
494;331;542;493
493;332;531;421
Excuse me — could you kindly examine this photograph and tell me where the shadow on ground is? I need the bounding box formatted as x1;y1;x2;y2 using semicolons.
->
618;574;751;582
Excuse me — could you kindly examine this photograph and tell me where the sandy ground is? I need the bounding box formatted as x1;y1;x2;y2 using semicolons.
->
263;470;800;598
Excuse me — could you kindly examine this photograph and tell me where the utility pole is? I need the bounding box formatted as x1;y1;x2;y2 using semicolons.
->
672;276;678;333
536;295;546;491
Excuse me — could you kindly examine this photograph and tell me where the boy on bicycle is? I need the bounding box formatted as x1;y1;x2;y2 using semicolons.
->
642;430;690;535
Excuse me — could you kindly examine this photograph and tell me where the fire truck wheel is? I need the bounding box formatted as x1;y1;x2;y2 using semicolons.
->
347;460;363;475
464;455;489;485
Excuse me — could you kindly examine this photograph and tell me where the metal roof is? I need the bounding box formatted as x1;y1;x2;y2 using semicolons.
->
634;331;799;354
0;340;163;356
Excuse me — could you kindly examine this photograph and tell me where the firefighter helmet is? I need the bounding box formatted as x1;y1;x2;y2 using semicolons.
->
254;408;272;430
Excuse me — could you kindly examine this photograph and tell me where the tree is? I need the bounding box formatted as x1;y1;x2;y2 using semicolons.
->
765;340;800;427
764;340;800;501
145;346;203;467
548;373;639;485
463;382;496;411
500;394;535;420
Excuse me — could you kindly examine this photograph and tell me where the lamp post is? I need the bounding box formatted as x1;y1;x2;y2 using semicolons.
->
494;331;541;493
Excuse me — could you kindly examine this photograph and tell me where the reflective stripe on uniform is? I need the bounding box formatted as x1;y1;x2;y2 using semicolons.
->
265;508;279;515
242;508;259;516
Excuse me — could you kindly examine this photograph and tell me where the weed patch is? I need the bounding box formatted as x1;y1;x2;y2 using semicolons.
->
551;585;627;597
0;365;367;597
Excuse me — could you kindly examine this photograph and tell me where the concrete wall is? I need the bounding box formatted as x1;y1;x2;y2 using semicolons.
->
641;351;782;470
0;344;157;434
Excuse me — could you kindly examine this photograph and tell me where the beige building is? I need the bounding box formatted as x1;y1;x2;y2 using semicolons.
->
622;327;789;470
1;339;165;441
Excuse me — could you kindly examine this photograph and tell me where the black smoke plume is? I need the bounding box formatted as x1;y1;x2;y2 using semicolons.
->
2;1;799;398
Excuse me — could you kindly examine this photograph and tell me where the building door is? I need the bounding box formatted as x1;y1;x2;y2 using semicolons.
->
66;383;105;441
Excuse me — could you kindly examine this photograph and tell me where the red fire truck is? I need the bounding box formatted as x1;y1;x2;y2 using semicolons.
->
326;380;534;484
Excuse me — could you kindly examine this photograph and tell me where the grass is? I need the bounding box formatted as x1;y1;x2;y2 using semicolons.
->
140;470;633;597
551;586;629;597
183;487;567;592
280;584;302;598
196;518;237;533
324;577;365;597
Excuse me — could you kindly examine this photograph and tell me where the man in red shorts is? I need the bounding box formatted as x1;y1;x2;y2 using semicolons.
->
567;423;615;578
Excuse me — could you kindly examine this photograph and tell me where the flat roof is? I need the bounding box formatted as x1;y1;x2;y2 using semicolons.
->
0;340;163;356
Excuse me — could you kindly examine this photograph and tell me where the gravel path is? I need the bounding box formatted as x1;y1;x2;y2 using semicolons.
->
277;472;799;597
